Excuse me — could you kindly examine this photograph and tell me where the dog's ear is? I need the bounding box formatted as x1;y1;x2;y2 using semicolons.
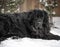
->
43;11;50;34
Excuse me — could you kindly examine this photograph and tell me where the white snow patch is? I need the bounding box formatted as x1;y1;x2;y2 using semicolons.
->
50;17;60;36
0;37;60;47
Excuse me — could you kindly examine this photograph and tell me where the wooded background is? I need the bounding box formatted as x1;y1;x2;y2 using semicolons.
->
0;0;60;16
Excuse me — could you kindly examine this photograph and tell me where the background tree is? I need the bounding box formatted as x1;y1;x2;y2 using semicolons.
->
45;0;58;27
0;0;24;13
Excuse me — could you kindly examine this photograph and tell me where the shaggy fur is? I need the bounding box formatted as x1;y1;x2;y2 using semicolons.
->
0;10;60;41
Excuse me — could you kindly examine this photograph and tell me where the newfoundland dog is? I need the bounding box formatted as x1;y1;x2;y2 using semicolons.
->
0;9;60;41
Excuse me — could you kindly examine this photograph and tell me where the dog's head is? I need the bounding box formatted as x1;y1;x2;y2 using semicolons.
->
28;10;45;37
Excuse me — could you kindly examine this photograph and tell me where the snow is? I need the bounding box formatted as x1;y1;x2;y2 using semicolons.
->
50;17;60;36
0;38;60;47
0;17;60;47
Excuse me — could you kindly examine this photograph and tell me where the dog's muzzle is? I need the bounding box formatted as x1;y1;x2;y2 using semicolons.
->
34;19;43;30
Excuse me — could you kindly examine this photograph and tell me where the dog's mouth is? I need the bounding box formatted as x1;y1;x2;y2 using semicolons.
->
31;20;44;37
32;25;44;38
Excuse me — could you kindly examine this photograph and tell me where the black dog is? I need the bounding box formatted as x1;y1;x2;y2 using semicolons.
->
0;10;60;41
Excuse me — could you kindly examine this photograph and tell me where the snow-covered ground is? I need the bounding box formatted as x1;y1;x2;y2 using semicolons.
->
0;17;60;47
50;17;60;36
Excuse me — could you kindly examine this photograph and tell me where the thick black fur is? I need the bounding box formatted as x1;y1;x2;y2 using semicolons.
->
0;10;60;41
